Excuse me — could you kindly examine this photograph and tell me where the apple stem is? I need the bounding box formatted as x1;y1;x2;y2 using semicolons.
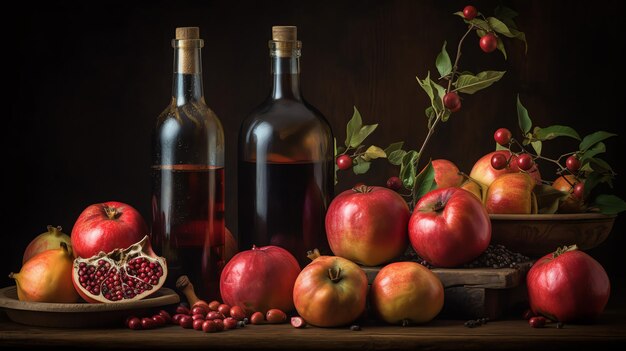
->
552;244;578;259
103;205;121;220
47;225;63;235
328;267;342;282
307;249;321;261
352;185;373;194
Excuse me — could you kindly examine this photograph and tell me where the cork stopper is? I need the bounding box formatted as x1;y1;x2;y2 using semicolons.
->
272;26;297;41
176;27;200;40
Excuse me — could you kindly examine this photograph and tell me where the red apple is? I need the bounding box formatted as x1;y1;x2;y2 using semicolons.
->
71;201;148;259
469;150;541;187
325;186;410;266
293;255;368;327
485;173;538;214
430;159;464;189
408;187;491;267
370;262;444;325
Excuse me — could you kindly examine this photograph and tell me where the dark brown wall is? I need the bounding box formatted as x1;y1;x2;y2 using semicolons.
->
6;1;626;308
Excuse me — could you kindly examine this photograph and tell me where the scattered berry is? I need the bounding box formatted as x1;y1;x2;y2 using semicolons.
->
566;156;581;173
463;5;478;20
127;317;142;330
529;316;546;328
336;155;353;170
480;33;498;53
491;153;508;170
494;128;512;146
443;92;462;112
291;316;307;328
250;311;265;325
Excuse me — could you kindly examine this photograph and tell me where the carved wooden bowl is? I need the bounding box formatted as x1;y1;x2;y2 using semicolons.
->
489;213;616;257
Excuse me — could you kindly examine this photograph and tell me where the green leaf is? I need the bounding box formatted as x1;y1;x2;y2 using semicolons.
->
534;184;569;214
594;194;626;215
453;11;464;17
388;149;407;166
425;106;436;128
495;143;508;151
496;36;507;60
413;160;436;200
436;41;452;78
487;17;527;53
494;5;518;22
580;142;606;163
579;131;617;152
352;158;371;175
468;18;491;32
589;158;613;172
363;145;386;161
350;123;378;148
416;72;445;112
454;71;506;94
583;171;610;198
535;125;581;141
400;151;419;189
517;95;532;134
531;140;542;156
345;106;363;148
384;142;404;156
476;29;487;37
441;109;451;122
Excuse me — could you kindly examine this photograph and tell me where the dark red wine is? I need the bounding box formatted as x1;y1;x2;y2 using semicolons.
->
151;165;225;301
238;160;332;267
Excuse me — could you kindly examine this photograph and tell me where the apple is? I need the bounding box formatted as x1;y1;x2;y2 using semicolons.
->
71;201;148;259
408;187;491;267
469;150;541;187
293;255;368;327
325;186;409;266
370;261;444;325
485;173;538;214
430;159;464;189
552;175;585;213
460;180;486;202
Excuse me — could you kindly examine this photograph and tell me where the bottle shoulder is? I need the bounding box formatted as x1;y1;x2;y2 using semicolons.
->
241;98;331;133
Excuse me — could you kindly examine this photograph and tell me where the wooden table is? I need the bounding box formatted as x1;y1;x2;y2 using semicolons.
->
1;310;624;350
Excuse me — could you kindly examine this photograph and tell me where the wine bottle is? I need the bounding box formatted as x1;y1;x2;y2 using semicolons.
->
151;27;225;301
238;26;334;267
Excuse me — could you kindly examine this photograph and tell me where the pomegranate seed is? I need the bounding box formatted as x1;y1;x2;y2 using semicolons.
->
141;317;157;330
191;306;207;316
158;310;172;323
179;315;193;329
152;315;166;327
176;306;190;315
126;316;142;330
172;314;186;325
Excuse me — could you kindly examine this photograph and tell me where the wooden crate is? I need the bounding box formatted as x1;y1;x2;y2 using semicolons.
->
361;262;532;320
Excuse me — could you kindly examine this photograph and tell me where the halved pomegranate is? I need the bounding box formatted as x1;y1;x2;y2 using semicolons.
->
72;236;167;303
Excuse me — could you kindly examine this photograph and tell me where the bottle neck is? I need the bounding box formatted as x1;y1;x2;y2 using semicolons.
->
172;43;204;106
270;54;301;100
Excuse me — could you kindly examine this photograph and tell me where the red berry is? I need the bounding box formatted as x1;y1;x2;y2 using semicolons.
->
127;317;142;330
208;300;221;311
443;92;462;112
175;305;190;315
202;320;217;333
229;306;246;321
141;317;157;330
179;315;193;329
494;128;512;146
573;182;585;200
266;309;288;324
213;319;225;331
193;319;205;330
250;311;265;325
386;176;402;191
491;153;508;170
463;5;478;20
152;314;167;327
336;155;353;170
217;304;231;317
517;154;534;171
566;156;581;173
529;316;546;328
480;33;498;53
158;310;172;324
291;316;307;328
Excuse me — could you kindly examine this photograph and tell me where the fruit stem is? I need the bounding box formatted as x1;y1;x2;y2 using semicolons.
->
307;248;321;261
8;272;16;279
47;225;63;235
352;185;373;194
328;267;342;282
103;205;121;220
552;244;578;259
176;275;203;307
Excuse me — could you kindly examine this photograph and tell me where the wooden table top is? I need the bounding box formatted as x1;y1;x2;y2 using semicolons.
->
1;310;624;350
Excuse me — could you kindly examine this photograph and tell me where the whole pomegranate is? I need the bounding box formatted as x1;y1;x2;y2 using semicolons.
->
527;245;610;322
10;242;79;303
220;245;300;316
72;236;167;303
23;225;72;264
71;201;148;259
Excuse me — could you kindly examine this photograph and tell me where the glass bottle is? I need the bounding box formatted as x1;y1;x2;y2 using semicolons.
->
238;26;334;267
151;27;225;301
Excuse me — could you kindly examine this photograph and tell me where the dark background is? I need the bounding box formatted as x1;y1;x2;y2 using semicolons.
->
5;1;625;309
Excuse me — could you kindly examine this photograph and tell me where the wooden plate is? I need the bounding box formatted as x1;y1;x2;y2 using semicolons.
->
0;286;179;328
490;213;616;257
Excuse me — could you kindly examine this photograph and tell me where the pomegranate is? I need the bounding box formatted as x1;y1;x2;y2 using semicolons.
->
72;236;167;303
527;245;610;322
71;201;148;259
23;225;72;264
220;245;300;316
9;242;79;303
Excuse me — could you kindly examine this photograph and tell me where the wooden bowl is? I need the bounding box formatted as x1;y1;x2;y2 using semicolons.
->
489;213;616;257
0;286;179;328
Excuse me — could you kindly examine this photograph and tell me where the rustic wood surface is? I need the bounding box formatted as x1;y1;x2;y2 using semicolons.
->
1;310;624;350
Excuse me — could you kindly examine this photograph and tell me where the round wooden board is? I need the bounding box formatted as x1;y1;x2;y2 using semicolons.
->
0;286;179;328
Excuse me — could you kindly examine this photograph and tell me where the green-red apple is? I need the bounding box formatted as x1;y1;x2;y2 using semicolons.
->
470;151;541;187
485;173;538;214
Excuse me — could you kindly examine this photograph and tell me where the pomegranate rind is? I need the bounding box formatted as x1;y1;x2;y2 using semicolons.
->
72;236;167;303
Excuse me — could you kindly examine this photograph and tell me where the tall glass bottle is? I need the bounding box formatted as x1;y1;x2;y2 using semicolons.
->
238;26;334;267
151;27;225;301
